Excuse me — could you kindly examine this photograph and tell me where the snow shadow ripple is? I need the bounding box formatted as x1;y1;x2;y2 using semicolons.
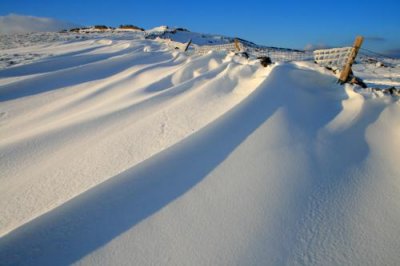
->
0;64;346;265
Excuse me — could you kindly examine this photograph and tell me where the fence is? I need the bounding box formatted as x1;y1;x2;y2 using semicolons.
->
154;37;312;62
154;37;188;51
156;36;364;83
191;43;241;55
188;41;312;62
313;47;354;69
244;46;312;62
313;36;363;83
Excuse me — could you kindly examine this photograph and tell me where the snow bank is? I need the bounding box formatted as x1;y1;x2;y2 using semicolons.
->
0;32;399;265
0;37;267;238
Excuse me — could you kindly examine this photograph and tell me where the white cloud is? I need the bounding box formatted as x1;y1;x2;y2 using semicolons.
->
304;43;331;51
0;14;80;35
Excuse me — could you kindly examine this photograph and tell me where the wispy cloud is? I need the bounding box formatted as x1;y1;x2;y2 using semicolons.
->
0;14;80;35
364;36;386;42
304;43;331;51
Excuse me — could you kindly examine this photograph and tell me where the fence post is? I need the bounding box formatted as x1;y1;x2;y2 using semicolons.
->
234;38;241;52
184;39;192;52
339;36;364;84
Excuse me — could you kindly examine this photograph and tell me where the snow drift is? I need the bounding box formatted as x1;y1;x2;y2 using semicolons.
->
0;31;399;265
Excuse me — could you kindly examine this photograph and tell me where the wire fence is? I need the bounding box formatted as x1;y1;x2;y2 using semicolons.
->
155;37;397;70
190;43;240;55
357;48;400;85
153;37;313;62
186;41;313;62
313;47;354;69
358;48;399;67
153;36;399;92
245;46;313;62
359;48;397;60
155;38;188;51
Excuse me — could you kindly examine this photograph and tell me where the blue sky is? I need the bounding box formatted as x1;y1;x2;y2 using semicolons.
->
1;0;399;56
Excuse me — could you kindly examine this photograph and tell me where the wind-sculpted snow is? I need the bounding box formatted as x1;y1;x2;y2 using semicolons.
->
0;37;267;237
0;35;399;265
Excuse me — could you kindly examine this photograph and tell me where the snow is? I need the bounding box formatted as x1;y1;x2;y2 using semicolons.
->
146;25;170;33
144;26;237;46
353;59;400;88
0;30;399;265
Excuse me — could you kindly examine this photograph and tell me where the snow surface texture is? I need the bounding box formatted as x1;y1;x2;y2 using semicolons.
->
0;32;399;266
353;59;400;89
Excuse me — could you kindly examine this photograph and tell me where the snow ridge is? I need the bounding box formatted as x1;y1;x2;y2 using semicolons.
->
0;32;399;265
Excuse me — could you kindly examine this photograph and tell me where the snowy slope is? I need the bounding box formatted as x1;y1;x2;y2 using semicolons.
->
0;31;399;265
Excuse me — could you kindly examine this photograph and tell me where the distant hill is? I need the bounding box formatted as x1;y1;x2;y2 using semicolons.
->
0;14;80;35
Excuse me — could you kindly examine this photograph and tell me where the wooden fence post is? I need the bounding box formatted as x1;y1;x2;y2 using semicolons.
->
184;39;192;52
339;36;364;84
234;38;241;52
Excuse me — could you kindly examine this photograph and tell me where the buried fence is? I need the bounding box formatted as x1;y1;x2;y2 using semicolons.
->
191;42;241;55
156;35;364;83
155;37;312;62
188;40;313;62
159;38;189;51
314;36;364;83
244;46;313;62
313;47;354;68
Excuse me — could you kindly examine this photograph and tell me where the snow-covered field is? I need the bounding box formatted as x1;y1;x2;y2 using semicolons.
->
0;30;399;265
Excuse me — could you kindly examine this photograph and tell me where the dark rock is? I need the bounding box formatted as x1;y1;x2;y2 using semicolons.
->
350;76;367;88
386;86;399;95
119;25;144;31
94;25;108;30
176;28;190;32
258;56;272;67
238;52;249;59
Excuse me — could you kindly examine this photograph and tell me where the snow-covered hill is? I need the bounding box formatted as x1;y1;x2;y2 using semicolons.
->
0;30;399;265
0;14;79;35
